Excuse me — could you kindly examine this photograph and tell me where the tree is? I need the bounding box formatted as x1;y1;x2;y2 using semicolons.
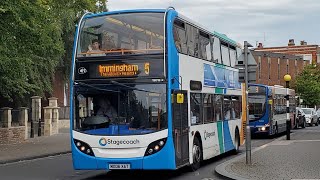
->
0;0;64;106
47;0;108;80
0;0;107;107
295;64;320;106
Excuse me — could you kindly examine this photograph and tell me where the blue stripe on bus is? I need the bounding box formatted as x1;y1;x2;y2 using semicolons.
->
69;24;80;139
165;9;179;168
223;121;235;152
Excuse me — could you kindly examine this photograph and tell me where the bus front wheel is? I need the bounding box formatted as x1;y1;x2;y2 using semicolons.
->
191;138;202;171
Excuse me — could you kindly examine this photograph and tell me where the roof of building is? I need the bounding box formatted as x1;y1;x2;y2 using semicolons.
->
251;50;307;61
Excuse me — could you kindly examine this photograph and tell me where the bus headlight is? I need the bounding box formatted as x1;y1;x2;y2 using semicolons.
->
261;127;266;131
144;138;167;156
73;139;95;157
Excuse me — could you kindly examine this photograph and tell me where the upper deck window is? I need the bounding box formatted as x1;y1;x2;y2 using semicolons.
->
77;13;164;57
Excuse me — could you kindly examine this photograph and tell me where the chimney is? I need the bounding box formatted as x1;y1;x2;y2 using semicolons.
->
288;39;295;46
300;40;307;45
257;43;263;48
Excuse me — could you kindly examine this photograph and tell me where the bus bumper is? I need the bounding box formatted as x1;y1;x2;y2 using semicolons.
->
72;138;177;170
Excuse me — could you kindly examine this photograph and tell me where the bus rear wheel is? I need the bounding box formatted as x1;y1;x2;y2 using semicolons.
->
191;138;202;171
232;130;240;154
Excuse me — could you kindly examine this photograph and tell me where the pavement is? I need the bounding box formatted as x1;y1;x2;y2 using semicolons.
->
0;128;71;164
216;126;320;180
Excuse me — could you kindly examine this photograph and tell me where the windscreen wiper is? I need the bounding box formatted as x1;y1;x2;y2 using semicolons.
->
110;80;161;94
75;82;120;93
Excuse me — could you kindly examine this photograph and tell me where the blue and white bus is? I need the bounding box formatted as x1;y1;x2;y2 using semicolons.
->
70;8;246;171
248;84;296;136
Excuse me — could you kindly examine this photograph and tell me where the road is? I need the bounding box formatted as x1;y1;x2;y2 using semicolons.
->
0;133;284;180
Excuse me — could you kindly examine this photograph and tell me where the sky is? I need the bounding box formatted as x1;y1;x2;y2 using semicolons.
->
107;0;320;47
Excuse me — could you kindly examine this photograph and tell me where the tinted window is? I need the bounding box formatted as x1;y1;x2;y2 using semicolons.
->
173;20;187;54
203;94;214;123
230;49;237;67
213;37;222;63
199;31;211;61
221;44;230;66
214;95;223;121
190;93;202;125
223;96;232;120
186;25;199;57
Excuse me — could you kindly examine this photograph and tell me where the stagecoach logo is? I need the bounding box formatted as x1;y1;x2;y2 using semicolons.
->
78;67;87;74
204;130;215;140
99;137;140;146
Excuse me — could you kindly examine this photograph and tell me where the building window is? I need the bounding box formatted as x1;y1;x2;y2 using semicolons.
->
278;58;280;80
286;59;289;74
258;56;261;79
268;57;271;80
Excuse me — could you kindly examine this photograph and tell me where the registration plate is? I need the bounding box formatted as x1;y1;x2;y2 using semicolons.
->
108;164;131;170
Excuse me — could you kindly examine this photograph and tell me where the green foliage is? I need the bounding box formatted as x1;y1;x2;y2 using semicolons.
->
295;64;320;106
0;0;107;105
0;0;64;102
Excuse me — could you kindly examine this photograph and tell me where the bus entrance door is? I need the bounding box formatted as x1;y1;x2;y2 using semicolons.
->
172;90;189;167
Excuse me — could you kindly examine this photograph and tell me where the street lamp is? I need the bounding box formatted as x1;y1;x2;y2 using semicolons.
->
284;74;291;140
244;41;253;165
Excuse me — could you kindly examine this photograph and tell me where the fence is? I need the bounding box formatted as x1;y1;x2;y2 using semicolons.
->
59;106;70;120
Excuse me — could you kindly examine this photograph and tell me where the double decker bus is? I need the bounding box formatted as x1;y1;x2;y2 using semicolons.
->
70;8;246;171
248;84;296;136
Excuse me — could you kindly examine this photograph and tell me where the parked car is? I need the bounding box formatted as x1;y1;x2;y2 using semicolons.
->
295;108;306;128
301;108;318;126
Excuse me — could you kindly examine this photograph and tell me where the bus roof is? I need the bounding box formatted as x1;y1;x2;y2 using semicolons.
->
213;31;238;47
84;9;166;19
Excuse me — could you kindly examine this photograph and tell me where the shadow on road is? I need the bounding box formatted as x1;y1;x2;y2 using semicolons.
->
79;151;237;180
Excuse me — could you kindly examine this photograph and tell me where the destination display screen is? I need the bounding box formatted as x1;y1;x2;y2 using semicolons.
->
75;60;164;80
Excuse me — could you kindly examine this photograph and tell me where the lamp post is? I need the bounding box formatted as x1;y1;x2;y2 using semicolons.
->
244;41;253;165
284;74;291;140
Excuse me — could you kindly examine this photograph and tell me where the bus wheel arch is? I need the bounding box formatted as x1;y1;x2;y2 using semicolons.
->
191;132;203;170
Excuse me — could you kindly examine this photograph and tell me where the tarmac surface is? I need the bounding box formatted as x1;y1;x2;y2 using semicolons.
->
216;126;320;180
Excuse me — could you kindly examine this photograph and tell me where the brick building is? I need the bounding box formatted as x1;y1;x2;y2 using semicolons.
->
254;39;320;64
251;51;308;87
